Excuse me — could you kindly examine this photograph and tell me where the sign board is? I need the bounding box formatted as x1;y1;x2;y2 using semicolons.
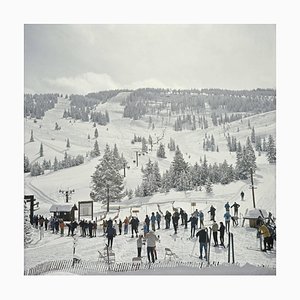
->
132;210;139;213
78;201;93;221
191;202;196;206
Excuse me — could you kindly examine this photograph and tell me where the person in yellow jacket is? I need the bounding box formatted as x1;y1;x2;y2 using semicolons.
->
259;223;271;251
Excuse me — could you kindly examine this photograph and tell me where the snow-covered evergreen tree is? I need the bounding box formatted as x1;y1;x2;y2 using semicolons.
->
205;179;213;193
245;137;257;172
266;134;276;163
169;146;189;188
91;140;100;157
140;159;162;196
251;127;256;143
141;137;148;152
24;155;30;173
30;162;44;176
30;129;34;142
66;138;70;148
94;128;99;139
156;143;166;158
91;144;124;203
53;156;58;171
39;143;44;157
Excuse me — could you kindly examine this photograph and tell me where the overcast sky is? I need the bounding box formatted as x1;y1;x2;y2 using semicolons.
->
24;24;275;94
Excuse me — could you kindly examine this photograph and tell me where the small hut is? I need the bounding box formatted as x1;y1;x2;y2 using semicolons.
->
242;208;268;228
49;204;77;221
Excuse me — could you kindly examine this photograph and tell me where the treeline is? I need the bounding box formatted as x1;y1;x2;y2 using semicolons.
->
122;88;205;120
24;152;85;176
201;88;276;97
24;93;59;119
86;89;131;103
63;94;110;124
174;114;208;131
211;112;249;126
206;93;275;113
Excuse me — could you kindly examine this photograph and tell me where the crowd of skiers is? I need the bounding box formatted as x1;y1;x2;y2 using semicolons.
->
31;197;275;261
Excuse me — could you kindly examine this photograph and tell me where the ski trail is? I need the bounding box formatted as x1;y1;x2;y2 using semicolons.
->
25;180;57;204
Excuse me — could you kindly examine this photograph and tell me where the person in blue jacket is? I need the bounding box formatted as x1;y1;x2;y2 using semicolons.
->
224;211;231;233
150;212;156;231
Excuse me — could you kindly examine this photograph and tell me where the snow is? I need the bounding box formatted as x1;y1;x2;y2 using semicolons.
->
23;95;278;277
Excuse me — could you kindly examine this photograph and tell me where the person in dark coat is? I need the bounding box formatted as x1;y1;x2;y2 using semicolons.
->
196;227;210;260
231;202;240;217
107;218;113;229
71;221;78;236
145;215;150;232
156;212;161;229
218;222;226;247
182;211;188;229
165;210;171;229
150;212;156;231
130;217;139;238
240;191;245;201
118;219;122;235
172;211;180;234
106;226;116;249
208;205;216;221
188;215;198;238
44;218;49;231
88;221;93;238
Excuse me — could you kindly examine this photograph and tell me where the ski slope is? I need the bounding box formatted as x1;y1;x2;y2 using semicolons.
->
24;93;276;274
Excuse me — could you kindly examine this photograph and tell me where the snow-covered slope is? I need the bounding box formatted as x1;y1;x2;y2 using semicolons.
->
24;93;276;274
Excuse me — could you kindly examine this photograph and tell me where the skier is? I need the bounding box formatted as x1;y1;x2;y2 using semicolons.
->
212;220;219;246
88;220;93;238
165;210;172;229
224;211;231;233
208;205;216;221
92;221;97;237
150;212;156;231
224;201;230;212
199;210;204;228
145;230;159;263
59;219;65;236
137;235;143;257
106;225;116;249
71;220;78;236
130;216;139;238
231;202;240;217
240;191;245;201
107;218;113;229
196;227;210;260
179;208;184;225
123;216;129;234
156;212;161;229
102;219;107;235
118;219;122;235
259;223;271;251
44;217;49;231
188;214;198;238
218;221;226;247
172;211;180;234
182;211;188;229
145;215;150;232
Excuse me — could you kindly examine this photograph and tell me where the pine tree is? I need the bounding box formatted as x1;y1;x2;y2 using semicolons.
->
53;157;58;171
148;135;153;151
156;143;166;158
170;147;189;188
141;137;148;152
88;134;90;140
24;155;30;173
91;144;124;203
266;134;276;163
66;138;70;148
205;179;213;193
94;128;99;139
39;143;44;157
246;137;257;172
92;140;100;157
30;162;44;176
24;202;33;247
251;127;256;143
29;130;34;142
